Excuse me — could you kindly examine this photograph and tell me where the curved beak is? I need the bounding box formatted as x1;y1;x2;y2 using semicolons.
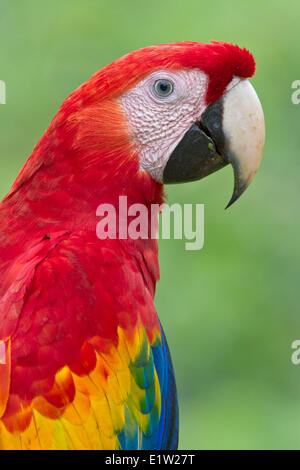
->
163;79;265;208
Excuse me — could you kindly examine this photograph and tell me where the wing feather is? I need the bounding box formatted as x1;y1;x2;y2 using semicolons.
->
0;233;177;449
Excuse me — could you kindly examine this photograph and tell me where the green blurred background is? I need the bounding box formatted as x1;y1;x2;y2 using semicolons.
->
0;0;299;449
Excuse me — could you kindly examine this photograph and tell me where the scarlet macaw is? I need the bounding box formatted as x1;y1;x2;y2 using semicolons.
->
0;41;264;450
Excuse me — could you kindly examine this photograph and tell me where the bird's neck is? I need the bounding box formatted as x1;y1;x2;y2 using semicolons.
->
0;115;165;273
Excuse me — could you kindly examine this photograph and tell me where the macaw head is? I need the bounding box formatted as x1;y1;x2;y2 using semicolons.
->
9;41;264;215
59;41;264;208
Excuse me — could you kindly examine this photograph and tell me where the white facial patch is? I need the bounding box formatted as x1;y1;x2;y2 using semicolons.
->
118;69;208;182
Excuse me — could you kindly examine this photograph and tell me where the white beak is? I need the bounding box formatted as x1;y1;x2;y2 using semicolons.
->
222;79;265;207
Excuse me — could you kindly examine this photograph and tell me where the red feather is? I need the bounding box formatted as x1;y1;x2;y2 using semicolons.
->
0;41;256;449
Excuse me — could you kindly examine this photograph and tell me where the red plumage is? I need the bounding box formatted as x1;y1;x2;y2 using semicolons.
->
0;41;256;448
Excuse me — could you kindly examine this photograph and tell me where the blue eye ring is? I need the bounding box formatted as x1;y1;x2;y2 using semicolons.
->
154;79;174;97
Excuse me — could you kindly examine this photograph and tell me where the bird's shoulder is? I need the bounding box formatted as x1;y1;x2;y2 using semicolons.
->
0;230;169;449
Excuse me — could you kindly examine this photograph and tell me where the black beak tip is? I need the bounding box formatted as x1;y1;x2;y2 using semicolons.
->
225;180;249;210
225;195;239;210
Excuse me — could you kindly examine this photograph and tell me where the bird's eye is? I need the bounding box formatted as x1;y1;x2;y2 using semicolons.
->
153;79;174;97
